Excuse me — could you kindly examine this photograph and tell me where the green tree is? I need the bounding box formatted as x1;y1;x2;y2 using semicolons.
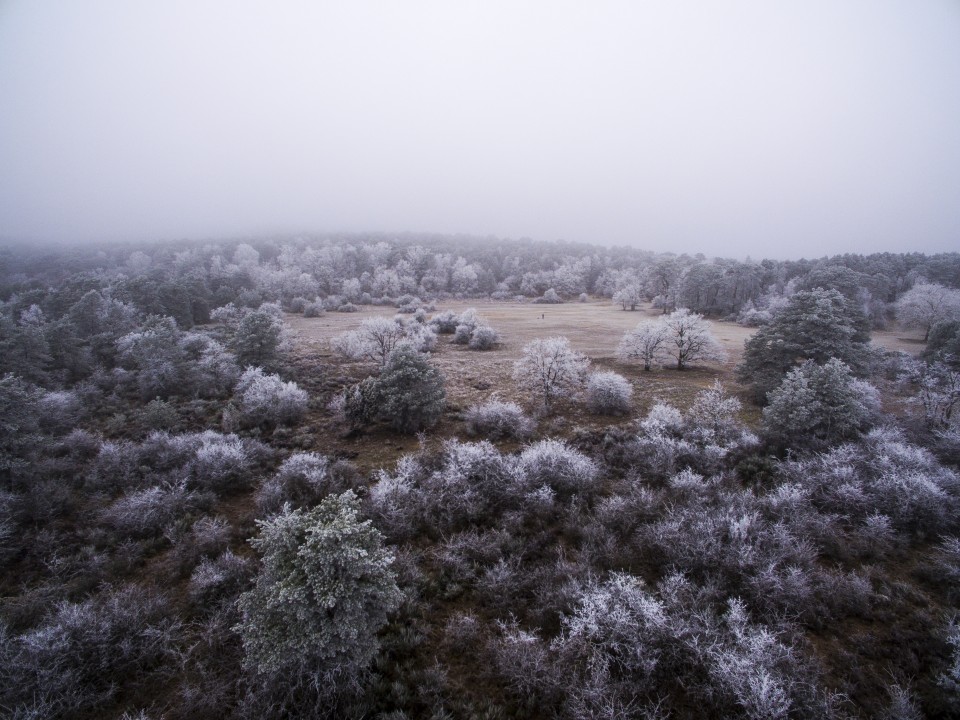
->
762;358;879;450
737;288;871;402
236;491;402;686
233;310;283;369
368;342;446;432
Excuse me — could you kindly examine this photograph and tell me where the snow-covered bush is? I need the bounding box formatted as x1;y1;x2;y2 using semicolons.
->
585;371;633;414
468;324;500;350
188;434;251;494
234;367;308;428
5;585;179;717
303;301;324;317
517;439;600;500
100;481;210;539
464;399;535;439
430;310;460;334
533;288;563;304
188;549;252;606
256;452;332;515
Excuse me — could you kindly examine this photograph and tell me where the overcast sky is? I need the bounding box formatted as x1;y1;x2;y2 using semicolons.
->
1;1;958;259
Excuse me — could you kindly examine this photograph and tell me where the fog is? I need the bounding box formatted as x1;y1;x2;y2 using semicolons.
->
1;1;958;259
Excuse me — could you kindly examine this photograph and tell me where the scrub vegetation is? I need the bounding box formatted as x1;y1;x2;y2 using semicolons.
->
1;234;959;719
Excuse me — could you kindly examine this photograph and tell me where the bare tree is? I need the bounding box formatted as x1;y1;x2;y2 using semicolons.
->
512;336;589;413
618;318;668;371
661;308;726;370
332;316;406;365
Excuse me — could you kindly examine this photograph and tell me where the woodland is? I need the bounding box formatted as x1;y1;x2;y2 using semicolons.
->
1;234;960;719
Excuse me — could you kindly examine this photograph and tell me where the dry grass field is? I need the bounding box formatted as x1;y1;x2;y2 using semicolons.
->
286;299;925;472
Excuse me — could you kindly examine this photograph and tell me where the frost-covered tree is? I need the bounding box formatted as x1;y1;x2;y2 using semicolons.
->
738;288;871;402
235;491;402;686
762;358;880;450
332;316;406;366
661;308;726;370
512;336;589;413
896;281;960;341
924;320;960;369
585;371;633;414
613;283;644;311
618;318;668;371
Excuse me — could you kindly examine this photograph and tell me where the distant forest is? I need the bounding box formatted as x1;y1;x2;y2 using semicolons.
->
1;234;960;719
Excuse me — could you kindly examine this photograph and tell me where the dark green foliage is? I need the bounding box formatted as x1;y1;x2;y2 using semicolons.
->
233;310;282;369
762;358;880;450
235;491;402;711
738;288;871;402
924;320;960;369
350;343;446;433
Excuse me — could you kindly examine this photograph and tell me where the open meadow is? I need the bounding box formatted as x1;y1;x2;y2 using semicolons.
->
287;299;925;471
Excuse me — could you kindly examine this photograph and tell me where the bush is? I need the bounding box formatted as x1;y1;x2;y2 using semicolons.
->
533;288;563;304
368;343;446;433
303;301;325;318
256;452;333;515
4;585;179;718
233;310;284;370
585;371;633;414
468;325;500;350
235;367;308;428
430;310;460;334
464;400;535;439
517;439;600;500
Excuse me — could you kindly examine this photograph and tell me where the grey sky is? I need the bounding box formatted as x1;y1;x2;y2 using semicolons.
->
1;1;958;259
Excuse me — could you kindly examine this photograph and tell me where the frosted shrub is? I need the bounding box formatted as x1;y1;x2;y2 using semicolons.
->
235;367;308;428
100;481;209;539
586;371;633;414
189;434;250;494
686;380;750;447
533;288;563;304
5;585;178;718
450;308;498;349
518;439;600;500
403;320;438;352
188;549;252;606
302;301;324;317
256;452;332;515
468;324;500;350
332;316;406;365
430;310;460;333
641;402;684;435
38;390;84;433
464;399;535;439
784;427;960;535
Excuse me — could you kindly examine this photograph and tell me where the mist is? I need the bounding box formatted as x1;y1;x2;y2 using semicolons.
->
1;0;958;259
